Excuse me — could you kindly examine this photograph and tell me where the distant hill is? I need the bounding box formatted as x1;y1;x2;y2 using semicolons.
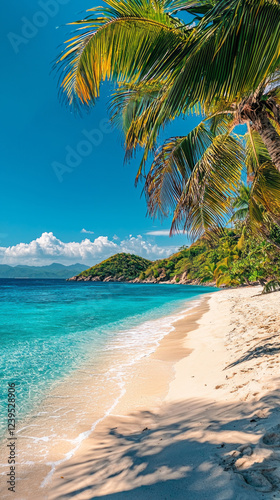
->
0;263;88;279
69;253;152;282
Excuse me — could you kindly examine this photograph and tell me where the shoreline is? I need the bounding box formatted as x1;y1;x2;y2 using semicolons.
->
44;296;212;499
48;286;280;499
41;297;205;490
3;286;280;498
68;275;217;286
0;293;208;499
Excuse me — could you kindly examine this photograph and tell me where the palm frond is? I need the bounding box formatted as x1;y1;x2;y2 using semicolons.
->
245;127;271;175
56;0;187;109
145;122;213;219
109;80;176;178
145;122;244;238
242;133;280;237
247;129;280;217
229;208;249;223
159;0;280;115
251;162;280;224
170;134;244;238
110;80;235;182
170;0;216;17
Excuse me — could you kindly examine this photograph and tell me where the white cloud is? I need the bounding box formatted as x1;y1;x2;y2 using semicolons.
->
0;232;176;266
81;228;94;234
146;230;185;236
146;230;171;236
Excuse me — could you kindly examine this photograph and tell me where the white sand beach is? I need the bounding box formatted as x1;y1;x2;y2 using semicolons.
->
42;286;280;500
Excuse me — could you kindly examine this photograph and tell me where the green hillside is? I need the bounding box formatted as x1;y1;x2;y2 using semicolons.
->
72;253;152;282
140;227;280;288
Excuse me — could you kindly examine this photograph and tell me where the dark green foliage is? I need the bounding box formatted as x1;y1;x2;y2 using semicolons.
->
79;253;152;281
143;229;280;287
269;225;280;246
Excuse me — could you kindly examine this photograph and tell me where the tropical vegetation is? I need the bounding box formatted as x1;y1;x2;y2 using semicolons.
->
71;224;280;290
140;227;280;288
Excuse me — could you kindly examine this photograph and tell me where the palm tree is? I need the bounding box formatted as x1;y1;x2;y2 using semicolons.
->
200;262;216;283
214;256;239;287
227;173;280;251
56;0;280;235
229;184;250;224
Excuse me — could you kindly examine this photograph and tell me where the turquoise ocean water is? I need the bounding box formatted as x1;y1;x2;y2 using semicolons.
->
0;280;215;440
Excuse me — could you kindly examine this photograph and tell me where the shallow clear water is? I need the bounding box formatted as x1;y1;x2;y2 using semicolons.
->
0;279;215;438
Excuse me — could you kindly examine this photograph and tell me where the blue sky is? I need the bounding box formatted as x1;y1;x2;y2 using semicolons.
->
0;1;200;266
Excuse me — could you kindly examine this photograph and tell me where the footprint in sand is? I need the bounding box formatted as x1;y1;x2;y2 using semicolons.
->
240;393;251;401
241;470;274;492
230;382;249;394
223;453;277;493
256;409;269;419
263;425;280;447
220;424;280;494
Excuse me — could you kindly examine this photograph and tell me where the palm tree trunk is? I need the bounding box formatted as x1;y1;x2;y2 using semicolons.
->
251;110;280;172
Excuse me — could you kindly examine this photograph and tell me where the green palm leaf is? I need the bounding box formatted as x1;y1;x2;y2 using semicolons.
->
145;122;213;220
110;80;233;179
171;134;244;237
109;80;176;178
245;130;280;229
56;0;187;109
154;0;280;116
145;122;244;237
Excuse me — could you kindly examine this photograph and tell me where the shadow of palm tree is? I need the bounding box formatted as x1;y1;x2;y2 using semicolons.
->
226;342;280;369
48;385;280;500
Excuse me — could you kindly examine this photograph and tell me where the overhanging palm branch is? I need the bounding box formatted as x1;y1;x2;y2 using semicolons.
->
109;80;177;178
56;0;189;109
145;120;244;238
144;117;280;239
161;0;280;115
56;0;280;239
145;122;214;219
109;79;233;180
221;130;280;251
245;130;280;232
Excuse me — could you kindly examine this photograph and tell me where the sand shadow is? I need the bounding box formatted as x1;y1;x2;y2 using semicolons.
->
48;386;280;500
226;342;280;369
